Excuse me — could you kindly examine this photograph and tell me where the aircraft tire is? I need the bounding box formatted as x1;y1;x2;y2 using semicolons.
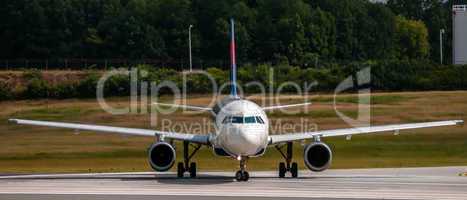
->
189;162;197;178
279;162;286;178
235;170;249;181
235;170;243;181
291;162;298;178
177;162;184;178
243;171;250;181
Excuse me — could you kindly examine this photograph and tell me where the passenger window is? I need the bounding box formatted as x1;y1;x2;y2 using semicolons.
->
256;116;265;124
244;116;256;123
232;116;243;124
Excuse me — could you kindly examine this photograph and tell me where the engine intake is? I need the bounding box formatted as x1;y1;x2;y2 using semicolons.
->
304;142;332;172
148;142;176;172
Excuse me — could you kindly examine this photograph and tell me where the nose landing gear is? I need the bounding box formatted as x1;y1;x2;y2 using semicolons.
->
276;142;298;178
235;157;250;181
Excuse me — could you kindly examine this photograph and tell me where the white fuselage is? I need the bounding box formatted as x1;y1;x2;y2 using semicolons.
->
210;99;269;157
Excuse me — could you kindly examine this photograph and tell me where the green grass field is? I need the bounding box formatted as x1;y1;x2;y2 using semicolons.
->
0;91;466;173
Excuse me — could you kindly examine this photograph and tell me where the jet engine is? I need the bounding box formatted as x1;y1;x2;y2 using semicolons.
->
148;142;176;171
304;142;332;172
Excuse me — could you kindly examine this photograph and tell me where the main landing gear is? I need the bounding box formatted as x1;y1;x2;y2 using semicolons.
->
177;141;202;178
235;157;250;181
275;142;298;178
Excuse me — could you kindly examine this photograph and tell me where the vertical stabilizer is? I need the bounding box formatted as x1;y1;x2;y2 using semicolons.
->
230;18;238;98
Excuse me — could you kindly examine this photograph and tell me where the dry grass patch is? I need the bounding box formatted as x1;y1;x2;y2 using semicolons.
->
0;91;466;173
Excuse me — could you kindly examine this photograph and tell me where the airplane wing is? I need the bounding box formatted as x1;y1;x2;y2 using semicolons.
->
8;119;210;145
262;102;311;111
269;120;464;145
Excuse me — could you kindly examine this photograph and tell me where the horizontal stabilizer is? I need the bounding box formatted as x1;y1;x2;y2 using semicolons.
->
153;102;212;112
262;102;311;111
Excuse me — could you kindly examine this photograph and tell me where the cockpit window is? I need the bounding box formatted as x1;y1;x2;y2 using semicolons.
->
223;116;264;124
256;116;265;124
231;116;244;124
244;116;256;123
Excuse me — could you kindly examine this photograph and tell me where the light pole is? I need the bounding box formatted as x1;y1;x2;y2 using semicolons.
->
440;29;445;65
189;24;193;71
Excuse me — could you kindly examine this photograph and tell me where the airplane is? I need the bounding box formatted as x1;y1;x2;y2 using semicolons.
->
9;19;464;181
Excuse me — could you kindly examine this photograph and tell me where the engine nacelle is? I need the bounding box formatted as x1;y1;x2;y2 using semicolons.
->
148;142;176;172
304;142;332;172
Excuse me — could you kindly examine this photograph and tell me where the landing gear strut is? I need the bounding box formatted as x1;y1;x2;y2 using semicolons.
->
235;157;250;181
177;141;201;178
275;142;298;178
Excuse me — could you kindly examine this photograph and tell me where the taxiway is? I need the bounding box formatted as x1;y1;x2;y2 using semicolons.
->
0;166;466;200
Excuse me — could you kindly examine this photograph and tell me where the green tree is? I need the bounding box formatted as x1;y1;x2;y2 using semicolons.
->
309;0;368;60
394;16;430;59
254;0;310;64
147;0;194;60
360;3;397;60
306;8;336;60
98;0;166;59
387;0;453;63
192;0;233;62
1;0;48;58
387;0;426;20
0;0;451;65
40;0;73;58
423;1;451;63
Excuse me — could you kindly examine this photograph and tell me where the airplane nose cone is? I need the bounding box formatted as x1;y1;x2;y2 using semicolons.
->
223;126;264;156
240;132;261;146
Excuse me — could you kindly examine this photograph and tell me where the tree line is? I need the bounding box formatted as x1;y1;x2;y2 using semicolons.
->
1;62;466;101
0;0;464;67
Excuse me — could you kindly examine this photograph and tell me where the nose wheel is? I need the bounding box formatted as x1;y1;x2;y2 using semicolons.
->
235;170;249;181
236;157;250;181
276;142;298;178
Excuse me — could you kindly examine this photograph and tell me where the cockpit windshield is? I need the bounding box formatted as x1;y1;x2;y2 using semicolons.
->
244;117;256;123
232;116;243;124
222;116;265;124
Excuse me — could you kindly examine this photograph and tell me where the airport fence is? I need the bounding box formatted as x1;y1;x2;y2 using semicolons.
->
0;58;232;71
